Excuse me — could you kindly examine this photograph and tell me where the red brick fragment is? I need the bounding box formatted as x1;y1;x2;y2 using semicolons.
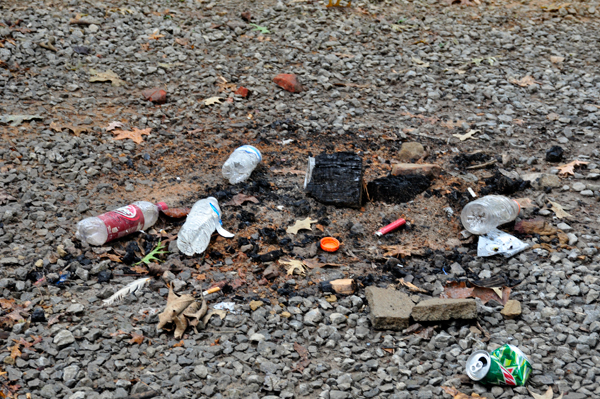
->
235;86;249;97
141;88;167;104
273;74;303;93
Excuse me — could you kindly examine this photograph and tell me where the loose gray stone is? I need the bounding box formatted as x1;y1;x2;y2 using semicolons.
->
365;286;414;330
54;330;75;347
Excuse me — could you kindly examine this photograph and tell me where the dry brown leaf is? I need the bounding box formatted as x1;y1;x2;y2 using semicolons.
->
130;265;149;274
294;341;309;358
227;194;259;206
89;69;127;87
173;340;185;347
303;258;325;269
514;219;558;236
173;314;188;339
50;122;91;136
216;76;237;92
105;121;124;131
514;198;534;208
0;298;16;309
381;244;425;258
528;387;562;399
441;281;510;305
204;97;223;105
184;299;208;330
202;309;227;326
140;43;150;51
453;129;479;141
549;201;572;219
399;278;428;293
509;75;540;87
112;127;152;144
441;386;482;398
162;208;191;218
157;285;195;331
175;38;189;46
10;344;21;360
286;217;317;235
0;189;16;205
149;30;165;40
557;160;589;177
129;331;145;345
280;259;307;276
105;253;123;262
47;314;61;326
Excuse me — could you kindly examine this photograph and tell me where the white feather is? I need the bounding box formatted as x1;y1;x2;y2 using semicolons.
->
103;277;152;306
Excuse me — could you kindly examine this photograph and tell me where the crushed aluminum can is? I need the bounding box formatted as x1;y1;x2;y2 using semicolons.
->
374;217;406;237
466;344;532;386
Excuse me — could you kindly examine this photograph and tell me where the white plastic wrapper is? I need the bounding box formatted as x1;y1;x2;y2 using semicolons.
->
477;228;529;258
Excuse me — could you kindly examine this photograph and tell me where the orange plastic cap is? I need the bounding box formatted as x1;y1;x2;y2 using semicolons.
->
320;237;340;252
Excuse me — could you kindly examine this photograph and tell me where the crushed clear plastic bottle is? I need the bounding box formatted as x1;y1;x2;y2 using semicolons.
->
460;195;520;235
222;145;262;184
75;201;168;246
176;197;234;256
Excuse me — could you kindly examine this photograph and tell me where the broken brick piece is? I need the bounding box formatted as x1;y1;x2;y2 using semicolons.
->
391;163;441;179
141;87;167;104
234;86;249;98
411;298;477;322
273;74;303;93
365;286;414;330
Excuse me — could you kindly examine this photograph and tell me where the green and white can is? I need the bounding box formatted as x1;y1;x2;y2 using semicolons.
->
466;344;532;386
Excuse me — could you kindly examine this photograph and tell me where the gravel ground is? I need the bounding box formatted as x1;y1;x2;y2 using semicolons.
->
1;0;600;398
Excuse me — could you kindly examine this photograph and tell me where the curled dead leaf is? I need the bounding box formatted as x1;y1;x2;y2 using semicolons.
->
557;160;589;177
112;127;151;144
161;207;191;218
286;217;317;235
226;194;259;206
129;331;145;345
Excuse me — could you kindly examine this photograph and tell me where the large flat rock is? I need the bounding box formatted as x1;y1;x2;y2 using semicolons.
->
365;286;414;330
411;298;477;321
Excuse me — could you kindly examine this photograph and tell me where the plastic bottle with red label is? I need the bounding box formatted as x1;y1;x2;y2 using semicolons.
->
75;201;168;246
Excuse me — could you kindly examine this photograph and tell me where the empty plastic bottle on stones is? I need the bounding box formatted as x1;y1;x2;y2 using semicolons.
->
222;145;262;184
460;195;520;235
76;201;168;246
177;197;234;256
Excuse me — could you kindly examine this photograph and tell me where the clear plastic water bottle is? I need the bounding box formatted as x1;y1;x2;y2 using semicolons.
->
177;197;234;256
461;195;520;235
75;201;168;246
222;145;262;184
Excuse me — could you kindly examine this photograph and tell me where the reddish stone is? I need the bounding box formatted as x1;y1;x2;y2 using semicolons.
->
141;87;167;104
235;86;249;98
273;74;303;93
241;11;252;22
226;97;234;103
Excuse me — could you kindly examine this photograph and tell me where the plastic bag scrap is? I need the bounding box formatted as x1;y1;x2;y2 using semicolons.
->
477;229;529;258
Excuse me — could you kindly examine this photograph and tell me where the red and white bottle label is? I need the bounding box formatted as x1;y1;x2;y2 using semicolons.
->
98;204;145;243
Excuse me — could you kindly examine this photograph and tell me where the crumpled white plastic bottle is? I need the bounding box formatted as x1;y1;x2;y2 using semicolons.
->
222;145;262;184
176;197;234;256
460;195;520;235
